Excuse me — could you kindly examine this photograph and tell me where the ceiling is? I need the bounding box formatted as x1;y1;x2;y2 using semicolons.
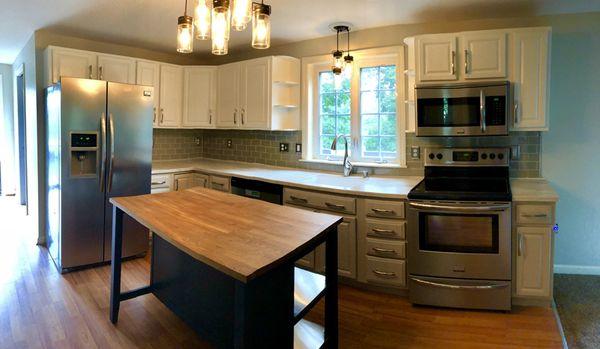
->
1;0;599;64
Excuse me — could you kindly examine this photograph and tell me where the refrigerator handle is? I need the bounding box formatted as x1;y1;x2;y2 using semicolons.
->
99;113;107;192
107;113;115;193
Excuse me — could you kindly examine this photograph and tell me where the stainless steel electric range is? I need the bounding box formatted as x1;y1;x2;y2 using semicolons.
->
407;147;512;311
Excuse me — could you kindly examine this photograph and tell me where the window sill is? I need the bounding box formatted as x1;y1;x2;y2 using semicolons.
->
299;158;406;169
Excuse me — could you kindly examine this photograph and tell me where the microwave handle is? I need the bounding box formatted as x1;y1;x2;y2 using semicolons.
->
480;89;486;133
408;202;509;212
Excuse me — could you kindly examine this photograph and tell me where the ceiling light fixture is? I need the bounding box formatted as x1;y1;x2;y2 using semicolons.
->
177;0;272;55
331;24;351;75
177;0;194;53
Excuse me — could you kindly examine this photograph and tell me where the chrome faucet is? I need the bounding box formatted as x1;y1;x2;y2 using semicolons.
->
331;135;353;177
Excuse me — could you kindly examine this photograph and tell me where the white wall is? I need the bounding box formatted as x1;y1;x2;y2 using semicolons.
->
0;63;15;195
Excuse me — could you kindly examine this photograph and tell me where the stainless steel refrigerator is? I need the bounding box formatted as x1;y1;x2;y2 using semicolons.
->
46;77;153;272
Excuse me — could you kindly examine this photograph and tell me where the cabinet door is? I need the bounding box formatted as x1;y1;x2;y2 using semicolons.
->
158;65;183;127
516;226;552;297
97;54;136;83
239;58;271;129
51;48;97;84
137;61;161;126
183;67;217;128
417;34;458;81
216;63;240;128
315;215;357;279
512;29;550;131
462;31;507;79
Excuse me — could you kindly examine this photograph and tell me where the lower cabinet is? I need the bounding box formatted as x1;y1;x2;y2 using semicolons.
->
173;173;209;191
209;175;231;192
515;226;552;297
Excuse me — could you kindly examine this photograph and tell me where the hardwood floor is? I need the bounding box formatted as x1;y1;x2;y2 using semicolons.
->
0;197;563;348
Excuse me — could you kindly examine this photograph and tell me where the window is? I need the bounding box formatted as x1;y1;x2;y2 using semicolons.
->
305;47;405;167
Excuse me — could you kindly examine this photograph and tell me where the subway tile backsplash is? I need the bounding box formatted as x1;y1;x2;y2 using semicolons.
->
153;129;541;178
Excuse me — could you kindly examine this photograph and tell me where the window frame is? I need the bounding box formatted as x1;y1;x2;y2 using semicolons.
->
302;46;406;167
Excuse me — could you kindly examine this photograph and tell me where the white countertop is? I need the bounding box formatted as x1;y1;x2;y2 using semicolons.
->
152;158;423;199
510;178;559;202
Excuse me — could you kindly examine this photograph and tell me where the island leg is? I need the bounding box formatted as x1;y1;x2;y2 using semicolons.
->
325;226;339;348
109;206;124;324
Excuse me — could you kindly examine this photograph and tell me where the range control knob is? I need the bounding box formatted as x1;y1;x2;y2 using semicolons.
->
429;153;435;160
490;153;496;160
498;153;504;160
436;153;443;160
481;153;488;160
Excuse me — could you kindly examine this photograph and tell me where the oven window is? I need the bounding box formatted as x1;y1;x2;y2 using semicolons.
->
419;213;499;253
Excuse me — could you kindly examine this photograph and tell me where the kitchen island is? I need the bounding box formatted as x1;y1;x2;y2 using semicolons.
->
108;187;343;348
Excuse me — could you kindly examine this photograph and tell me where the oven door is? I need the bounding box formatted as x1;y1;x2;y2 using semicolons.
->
407;201;511;280
415;82;509;137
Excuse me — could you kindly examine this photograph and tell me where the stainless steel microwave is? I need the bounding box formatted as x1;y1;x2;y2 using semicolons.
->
415;81;510;137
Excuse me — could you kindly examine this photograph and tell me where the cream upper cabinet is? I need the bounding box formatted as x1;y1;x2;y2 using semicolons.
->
461;31;507;79
183;66;217;128
511;28;550;131
97;54;136;84
46;47;97;85
216;62;242;128
239;58;271;129
416;34;458;81
136;61;161;126
516;226;552;297
158;64;183;128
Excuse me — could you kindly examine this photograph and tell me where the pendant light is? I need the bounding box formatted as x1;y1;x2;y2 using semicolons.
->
194;0;211;40
331;25;349;75
251;1;271;49
177;0;194;53
343;29;354;77
232;0;252;31
212;0;231;55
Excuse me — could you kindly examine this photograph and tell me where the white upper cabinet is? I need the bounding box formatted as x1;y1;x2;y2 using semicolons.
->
158;64;183;128
46;47;97;85
216;62;241;128
97;54;136;84
239;57;271;129
461;31;507;79
511;28;550;131
136;61;161;126
183;66;217;128
416;34;458;81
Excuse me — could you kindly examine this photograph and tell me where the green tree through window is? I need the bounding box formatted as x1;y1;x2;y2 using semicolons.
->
318;72;351;156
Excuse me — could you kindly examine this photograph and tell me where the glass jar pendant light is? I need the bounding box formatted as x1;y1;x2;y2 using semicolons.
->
194;0;211;40
252;1;271;49
343;28;354;77
331;25;350;75
212;0;231;55
232;0;252;31
177;0;194;53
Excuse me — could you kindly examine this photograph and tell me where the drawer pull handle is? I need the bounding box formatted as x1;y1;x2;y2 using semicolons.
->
213;182;224;187
372;228;395;235
325;202;346;210
522;213;548;218
372;269;397;278
151;181;167;185
372;208;395;215
290;196;308;203
372;247;396;254
410;277;509;290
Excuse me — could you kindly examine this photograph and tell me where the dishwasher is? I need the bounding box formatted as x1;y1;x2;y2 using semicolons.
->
230;177;283;205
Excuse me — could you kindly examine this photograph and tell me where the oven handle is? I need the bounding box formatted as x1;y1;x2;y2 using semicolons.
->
480;89;486;133
410;277;509;290
408;202;509;212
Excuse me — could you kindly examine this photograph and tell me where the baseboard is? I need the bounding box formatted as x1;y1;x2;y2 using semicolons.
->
554;264;600;275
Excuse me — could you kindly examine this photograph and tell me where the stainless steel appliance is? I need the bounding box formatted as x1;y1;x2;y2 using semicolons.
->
231;177;283;205
46;77;154;272
407;147;512;310
415;81;510;137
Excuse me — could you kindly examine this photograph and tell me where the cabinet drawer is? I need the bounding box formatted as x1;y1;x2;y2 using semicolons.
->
284;188;356;214
365;256;406;287
210;175;230;192
365;218;405;240
365;199;405;219
366;238;405;259
151;174;171;189
516;204;553;225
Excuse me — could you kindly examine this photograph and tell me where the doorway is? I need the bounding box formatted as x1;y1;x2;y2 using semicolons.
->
15;68;27;212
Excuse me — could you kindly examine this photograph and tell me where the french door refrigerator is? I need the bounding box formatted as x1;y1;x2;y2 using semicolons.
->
46;77;153;272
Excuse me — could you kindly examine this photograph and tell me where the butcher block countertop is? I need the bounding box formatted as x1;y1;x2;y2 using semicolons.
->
110;187;342;282
153;158;422;199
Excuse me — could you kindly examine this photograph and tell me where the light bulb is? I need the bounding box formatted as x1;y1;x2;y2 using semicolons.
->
232;0;252;31
343;55;354;77
251;2;271;49
212;0;231;54
177;15;194;53
194;0;211;40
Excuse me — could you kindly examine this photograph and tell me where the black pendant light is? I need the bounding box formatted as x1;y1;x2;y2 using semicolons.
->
331;24;351;75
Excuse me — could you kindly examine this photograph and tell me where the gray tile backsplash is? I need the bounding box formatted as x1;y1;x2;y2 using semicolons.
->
153;129;541;178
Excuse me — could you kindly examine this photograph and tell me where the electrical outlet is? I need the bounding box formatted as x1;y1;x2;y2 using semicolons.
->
511;145;521;160
295;143;302;153
226;139;233;148
279;143;289;152
194;137;201;146
410;146;420;160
